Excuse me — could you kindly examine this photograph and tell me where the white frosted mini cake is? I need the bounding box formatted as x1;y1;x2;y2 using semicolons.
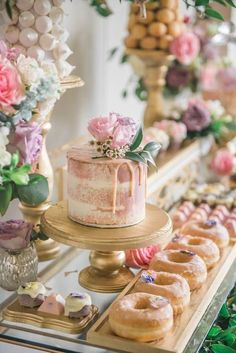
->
67;113;160;228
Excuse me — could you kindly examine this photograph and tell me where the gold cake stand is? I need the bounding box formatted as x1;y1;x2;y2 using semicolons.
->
41;201;172;293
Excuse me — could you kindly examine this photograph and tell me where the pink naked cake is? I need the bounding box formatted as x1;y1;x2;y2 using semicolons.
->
67;113;160;228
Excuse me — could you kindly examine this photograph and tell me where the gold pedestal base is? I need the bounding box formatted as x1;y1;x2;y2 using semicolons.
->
79;250;134;293
35;238;60;262
79;266;134;293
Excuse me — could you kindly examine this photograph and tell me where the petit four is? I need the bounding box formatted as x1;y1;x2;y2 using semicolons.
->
17;282;46;308
65;292;92;319
38;293;65;315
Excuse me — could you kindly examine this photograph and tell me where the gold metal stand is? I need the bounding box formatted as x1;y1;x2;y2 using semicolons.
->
41;201;172;293
19;75;84;262
126;49;174;127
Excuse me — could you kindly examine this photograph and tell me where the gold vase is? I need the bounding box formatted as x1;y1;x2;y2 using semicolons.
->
19;75;84;262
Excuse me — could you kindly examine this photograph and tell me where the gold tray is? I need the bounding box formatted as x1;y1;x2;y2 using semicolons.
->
3;302;99;334
87;243;236;353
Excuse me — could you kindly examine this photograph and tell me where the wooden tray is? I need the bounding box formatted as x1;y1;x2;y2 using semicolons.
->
87;243;236;353
3;302;98;334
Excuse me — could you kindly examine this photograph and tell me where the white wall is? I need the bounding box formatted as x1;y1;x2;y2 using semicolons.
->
48;0;145;151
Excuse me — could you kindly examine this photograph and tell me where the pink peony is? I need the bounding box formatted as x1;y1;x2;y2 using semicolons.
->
0;57;25;108
88;112;138;147
8;121;43;165
217;67;236;90
88;113;118;141
0;220;33;250
210;148;234;176
182;99;211;132
170;32;200;65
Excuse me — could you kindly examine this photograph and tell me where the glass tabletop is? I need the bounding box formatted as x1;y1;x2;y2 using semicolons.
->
0;245;235;353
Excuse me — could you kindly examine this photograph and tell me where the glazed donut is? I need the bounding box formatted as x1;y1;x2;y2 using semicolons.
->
134;270;190;315
215;205;229;217
109;292;173;342
198;203;212;214
224;219;236;239
167;234;220;269
149;249;207;290
172;210;188;229
180;220;229;249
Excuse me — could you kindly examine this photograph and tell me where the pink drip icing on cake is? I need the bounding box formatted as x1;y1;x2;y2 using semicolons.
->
67;146;147;228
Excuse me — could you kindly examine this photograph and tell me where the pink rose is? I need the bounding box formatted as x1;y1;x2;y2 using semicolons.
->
210;149;234;176
88;113;118;141
154;120;186;144
170;32;200;65
112;124;135;148
0;57;25;108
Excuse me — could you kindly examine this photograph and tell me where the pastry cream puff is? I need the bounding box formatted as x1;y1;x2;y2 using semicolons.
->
17;282;46;308
148;22;167;37
65;292;92;318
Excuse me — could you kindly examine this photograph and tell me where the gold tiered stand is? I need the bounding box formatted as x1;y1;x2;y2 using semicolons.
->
126;49;174;127
41;201;172;293
19;75;84;262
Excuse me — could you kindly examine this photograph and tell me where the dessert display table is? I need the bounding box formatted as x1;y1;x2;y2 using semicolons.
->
41;202;172;293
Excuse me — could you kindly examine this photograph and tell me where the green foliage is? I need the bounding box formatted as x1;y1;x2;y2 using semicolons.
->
0;183;12;216
31;227;49;241
16;173;49;206
200;284;236;353
126;130;160;166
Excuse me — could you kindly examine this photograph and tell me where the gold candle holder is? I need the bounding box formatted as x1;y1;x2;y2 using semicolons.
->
126;49;174;127
19;75;84;262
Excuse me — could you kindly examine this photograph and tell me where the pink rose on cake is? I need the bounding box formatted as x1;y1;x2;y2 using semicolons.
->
170;32;200;65
88;112;138;146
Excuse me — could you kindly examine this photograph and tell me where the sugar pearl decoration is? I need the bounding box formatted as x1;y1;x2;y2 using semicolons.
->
16;0;34;11
19;28;38;47
5;25;19;44
19;11;35;27
51;24;69;41
27;46;45;61
53;0;65;6
39;33;57;51
34;0;51;16
53;43;72;60
35;16;53;33
49;6;64;24
56;60;75;78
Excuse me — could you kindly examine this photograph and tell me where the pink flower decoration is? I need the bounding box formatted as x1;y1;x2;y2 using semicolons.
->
170;32;200;65
88;113;138;147
125;245;160;269
88;113;118;141
0;57;25;108
200;65;218;90
154;120;187;145
0;40;20;61
0;220;33;250
210;148;234;176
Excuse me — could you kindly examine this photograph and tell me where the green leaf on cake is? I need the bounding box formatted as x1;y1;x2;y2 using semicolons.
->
140;150;156;167
125;151;146;165
130;127;143;151
143;141;161;153
205;7;224;20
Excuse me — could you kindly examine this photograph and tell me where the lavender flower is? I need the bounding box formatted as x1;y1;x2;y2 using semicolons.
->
8;120;43;165
166;66;190;89
182;101;211;132
0;220;33;250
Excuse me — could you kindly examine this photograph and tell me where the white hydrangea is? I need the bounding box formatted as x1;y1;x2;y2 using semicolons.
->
0;147;11;168
0;126;10;148
206;100;225;118
144;127;170;151
41;61;58;77
17;54;44;86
